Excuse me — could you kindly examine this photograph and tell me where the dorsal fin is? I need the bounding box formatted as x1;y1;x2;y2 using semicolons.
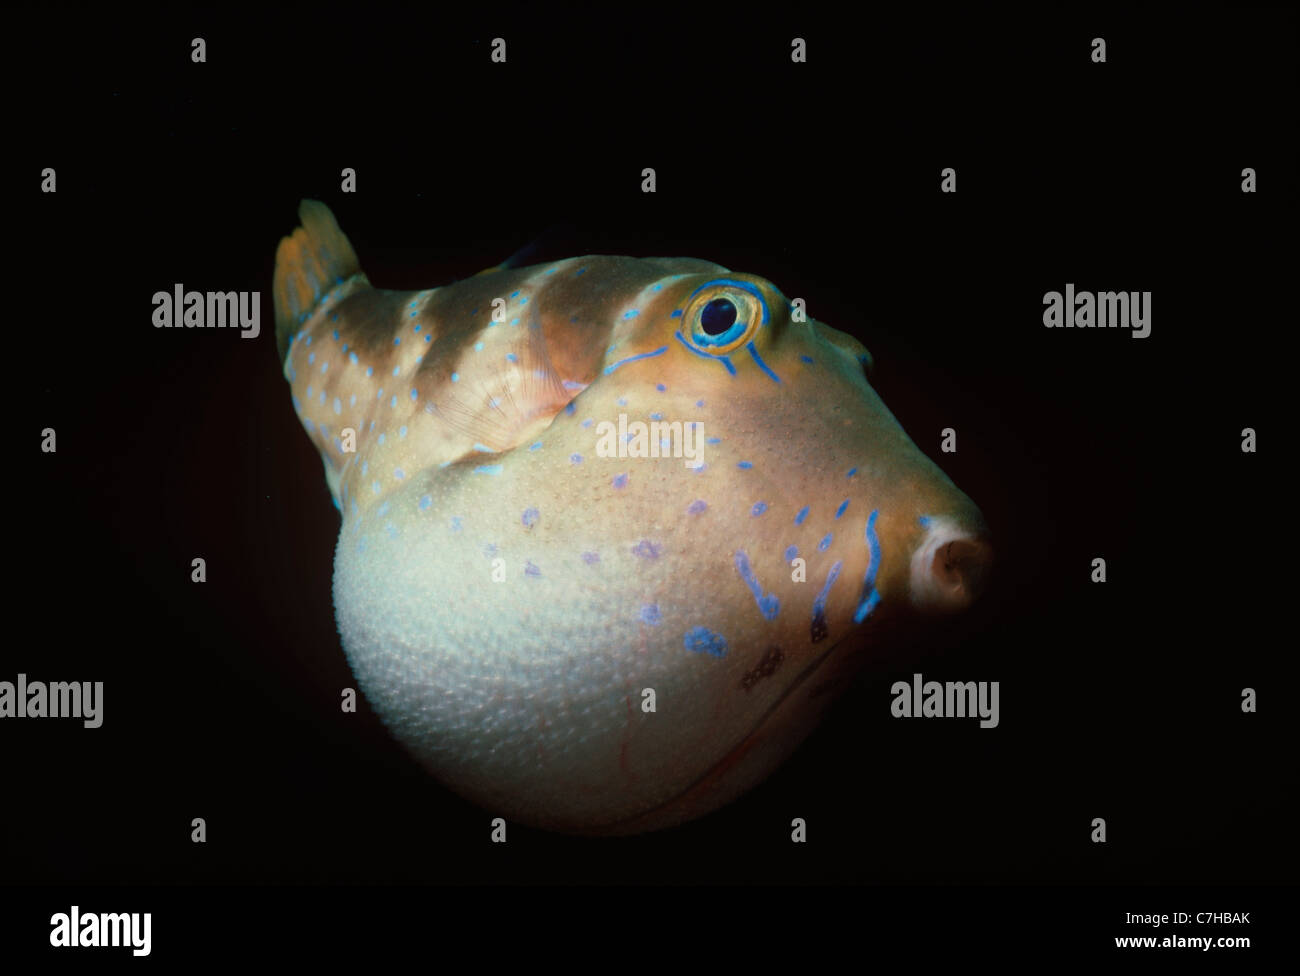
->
272;200;364;362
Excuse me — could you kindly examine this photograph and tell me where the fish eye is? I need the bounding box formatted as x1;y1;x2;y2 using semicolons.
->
700;298;737;336
685;286;760;354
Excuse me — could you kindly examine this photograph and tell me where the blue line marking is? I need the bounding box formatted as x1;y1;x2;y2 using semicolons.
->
746;341;781;384
734;550;780;621
674;331;737;375
603;346;668;375
813;560;843;621
854;509;883;623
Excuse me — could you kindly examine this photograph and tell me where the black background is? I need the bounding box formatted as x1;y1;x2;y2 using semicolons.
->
5;2;1295;961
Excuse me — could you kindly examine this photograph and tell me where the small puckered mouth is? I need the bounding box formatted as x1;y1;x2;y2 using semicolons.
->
909;516;993;611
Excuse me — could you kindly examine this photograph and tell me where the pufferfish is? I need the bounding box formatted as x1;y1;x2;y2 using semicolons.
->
272;200;991;835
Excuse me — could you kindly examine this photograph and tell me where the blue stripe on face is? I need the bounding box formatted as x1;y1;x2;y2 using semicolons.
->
603;346;668;375
674;331;736;375
854;509;883;623
746;341;781;384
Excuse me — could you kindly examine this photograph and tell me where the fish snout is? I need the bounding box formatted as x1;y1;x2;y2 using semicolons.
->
908;515;992;612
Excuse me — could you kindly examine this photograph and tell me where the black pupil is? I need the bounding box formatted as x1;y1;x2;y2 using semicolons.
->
700;298;738;336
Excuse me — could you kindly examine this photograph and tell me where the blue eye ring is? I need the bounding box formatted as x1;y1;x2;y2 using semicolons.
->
687;287;759;352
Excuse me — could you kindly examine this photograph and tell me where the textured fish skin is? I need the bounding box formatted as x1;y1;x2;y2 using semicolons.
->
273;200;990;834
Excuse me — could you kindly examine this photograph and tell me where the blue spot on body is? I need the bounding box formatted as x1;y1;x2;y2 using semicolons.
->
688;499;708;515
522;507;540;527
706;437;722;445
581;551;600;565
656;384;666;392
751;501;768;517
632;539;662;559
795;506;810;525
919;515;932;528
639;605;662;626
474;465;503;475
530;441;543;451
570;453;583;464
818;533;833;551
801;355;814;364
450;516;463;531
612;473;629;490
451;372;459;382
784;545;798;561
419;495;432;511
737;461;753;470
393;468;405;480
683;626;727;658
623;309;640;319
835;499;850;519
524;561;541;577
